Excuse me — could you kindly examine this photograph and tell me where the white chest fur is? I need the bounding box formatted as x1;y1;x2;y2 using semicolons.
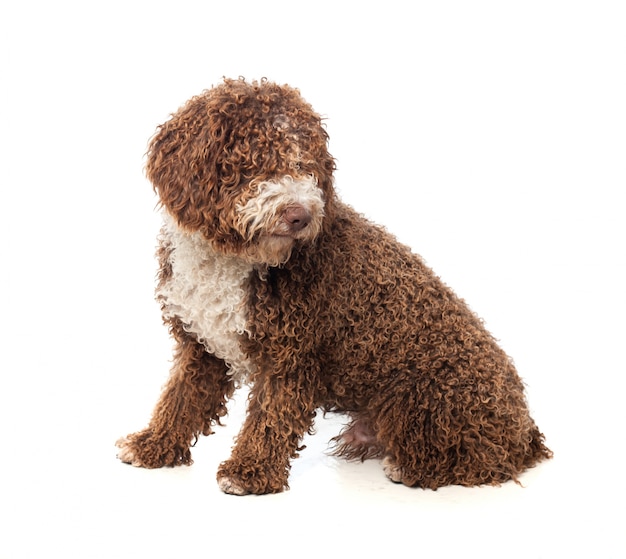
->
156;214;256;382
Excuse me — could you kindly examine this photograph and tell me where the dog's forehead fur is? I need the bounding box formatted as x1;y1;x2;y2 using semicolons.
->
145;78;336;254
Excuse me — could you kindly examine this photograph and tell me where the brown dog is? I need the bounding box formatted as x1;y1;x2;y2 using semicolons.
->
116;78;551;494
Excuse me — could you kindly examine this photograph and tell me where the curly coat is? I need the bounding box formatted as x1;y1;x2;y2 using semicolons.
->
116;78;551;494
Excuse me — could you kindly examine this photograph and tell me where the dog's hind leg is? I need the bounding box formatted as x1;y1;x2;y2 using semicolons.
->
116;321;234;468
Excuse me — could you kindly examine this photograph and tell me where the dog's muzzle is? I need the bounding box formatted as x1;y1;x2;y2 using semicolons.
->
236;175;325;242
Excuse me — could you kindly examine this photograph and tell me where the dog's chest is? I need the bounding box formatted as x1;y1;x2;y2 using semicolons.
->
157;216;255;381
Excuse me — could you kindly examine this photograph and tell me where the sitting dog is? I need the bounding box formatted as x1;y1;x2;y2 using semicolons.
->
116;78;551;494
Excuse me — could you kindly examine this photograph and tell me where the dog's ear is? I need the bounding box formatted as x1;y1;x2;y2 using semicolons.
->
146;94;223;232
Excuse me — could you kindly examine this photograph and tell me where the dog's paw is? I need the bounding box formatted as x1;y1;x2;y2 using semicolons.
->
115;436;143;466
115;430;192;468
382;455;404;484
216;459;288;495
216;474;250;496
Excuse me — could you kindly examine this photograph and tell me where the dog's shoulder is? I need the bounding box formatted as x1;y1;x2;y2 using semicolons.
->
310;202;428;280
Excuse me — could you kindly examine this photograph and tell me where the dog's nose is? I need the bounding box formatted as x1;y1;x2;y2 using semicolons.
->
282;204;312;232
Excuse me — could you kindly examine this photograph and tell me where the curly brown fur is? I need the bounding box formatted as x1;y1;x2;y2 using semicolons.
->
242;204;552;490
117;78;551;494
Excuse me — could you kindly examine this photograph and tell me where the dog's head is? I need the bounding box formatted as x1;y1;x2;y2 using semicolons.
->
146;78;336;266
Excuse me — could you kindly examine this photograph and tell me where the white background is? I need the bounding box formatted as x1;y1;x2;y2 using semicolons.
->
1;1;624;557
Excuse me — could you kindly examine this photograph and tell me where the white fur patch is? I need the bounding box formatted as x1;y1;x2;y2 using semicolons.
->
157;213;255;382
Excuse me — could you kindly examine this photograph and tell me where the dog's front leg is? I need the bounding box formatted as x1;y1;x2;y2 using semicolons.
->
116;321;234;468
217;374;316;495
